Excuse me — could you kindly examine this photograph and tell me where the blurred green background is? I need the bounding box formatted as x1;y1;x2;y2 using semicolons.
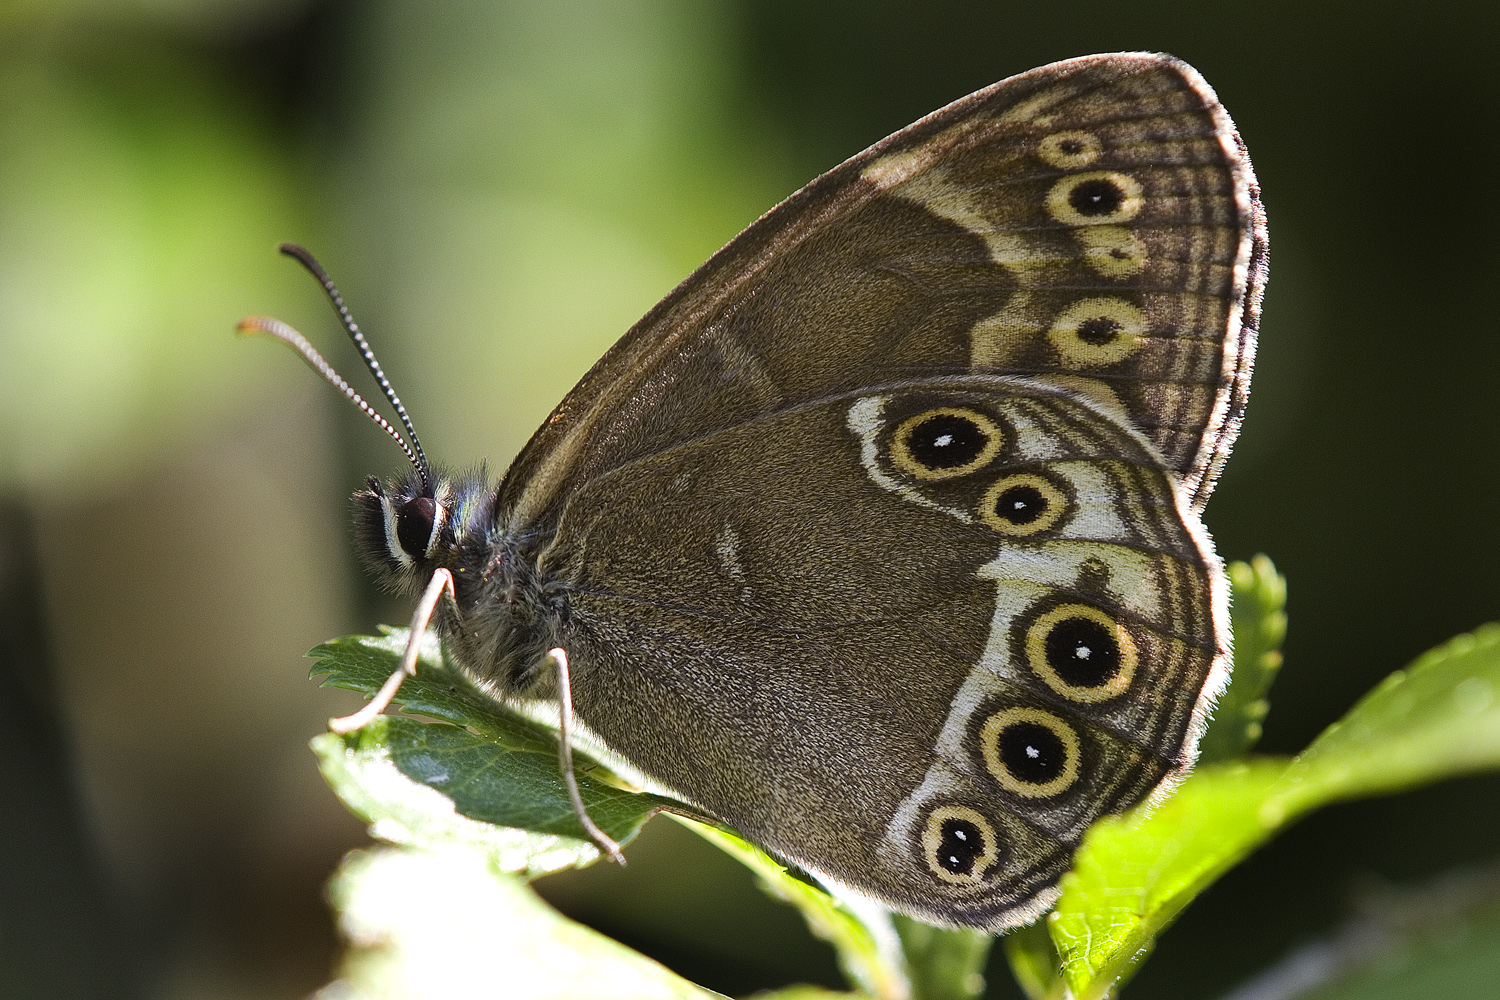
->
4;1;1500;998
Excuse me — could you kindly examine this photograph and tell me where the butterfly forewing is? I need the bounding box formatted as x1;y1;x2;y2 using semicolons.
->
499;52;1265;529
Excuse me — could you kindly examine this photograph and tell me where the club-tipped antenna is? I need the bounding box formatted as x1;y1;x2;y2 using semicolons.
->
237;314;427;478
276;243;433;491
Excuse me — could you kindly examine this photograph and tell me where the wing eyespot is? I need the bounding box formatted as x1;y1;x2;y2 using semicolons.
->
1037;130;1102;169
920;804;1001;884
1047;297;1146;366
979;472;1070;535
1075;225;1149;279
890;407;1003;480
1045;170;1144;226
1025;603;1139;703
980;707;1082;798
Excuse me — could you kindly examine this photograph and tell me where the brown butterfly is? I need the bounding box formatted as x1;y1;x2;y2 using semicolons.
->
243;51;1266;930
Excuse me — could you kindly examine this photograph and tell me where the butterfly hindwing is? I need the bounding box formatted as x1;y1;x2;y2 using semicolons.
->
546;375;1224;929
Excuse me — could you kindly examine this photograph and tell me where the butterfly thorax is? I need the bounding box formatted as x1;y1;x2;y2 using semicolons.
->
353;468;565;693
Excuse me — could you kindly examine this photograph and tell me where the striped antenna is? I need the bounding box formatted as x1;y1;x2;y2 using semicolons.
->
239;244;433;492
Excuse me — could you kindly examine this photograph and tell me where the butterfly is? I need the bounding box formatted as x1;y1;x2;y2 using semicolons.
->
242;51;1266;931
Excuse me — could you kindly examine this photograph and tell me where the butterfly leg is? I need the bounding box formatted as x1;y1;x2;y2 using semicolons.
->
329;568;455;735
548;646;626;865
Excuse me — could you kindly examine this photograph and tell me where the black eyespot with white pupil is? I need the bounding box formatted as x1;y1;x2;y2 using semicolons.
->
396;497;438;558
980;707;1081;797
1046;616;1118;687
998;722;1066;784
1068;177;1125;217
910;415;985;468
936;818;985;876
979;473;1069;536
1025;603;1139;703
997;484;1047;525
1045;171;1143;229
891;407;1003;481
920;805;1000;884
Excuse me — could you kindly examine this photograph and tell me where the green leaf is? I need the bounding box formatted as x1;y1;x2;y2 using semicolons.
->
1270;622;1500;816
312;630;548;741
1226;864;1500;1000
320;847;726;1000
1050;759;1293;998
313;722;590;877
1002;921;1064;1000
1198;554;1288;763
1049;622;1500;1000
675;816;901;1000
890;914;992;1000
311;632;674;872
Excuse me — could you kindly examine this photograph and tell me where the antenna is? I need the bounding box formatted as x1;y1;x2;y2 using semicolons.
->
237;315;426;477
238;244;433;492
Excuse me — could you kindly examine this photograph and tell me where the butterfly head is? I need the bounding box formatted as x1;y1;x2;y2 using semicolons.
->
238;243;500;597
241;245;561;690
353;468;495;597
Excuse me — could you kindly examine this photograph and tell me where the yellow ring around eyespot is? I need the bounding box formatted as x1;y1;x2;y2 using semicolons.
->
1075;225;1148;279
1037;130;1102;169
980;707;1082;798
978;473;1069;536
1045;170;1145;226
1047;297;1146;367
920;804;1000;885
890;407;1003;481
1025;603;1139;703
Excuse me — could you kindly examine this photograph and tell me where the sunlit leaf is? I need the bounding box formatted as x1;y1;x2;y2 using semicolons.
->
311;631;673;873
319;847;726;1000
1051;760;1291;998
1050;624;1500;999
313;725;591;878
1199;555;1287;763
1271;623;1500;816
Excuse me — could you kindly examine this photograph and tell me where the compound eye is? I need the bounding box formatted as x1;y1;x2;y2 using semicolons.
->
396;497;439;558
